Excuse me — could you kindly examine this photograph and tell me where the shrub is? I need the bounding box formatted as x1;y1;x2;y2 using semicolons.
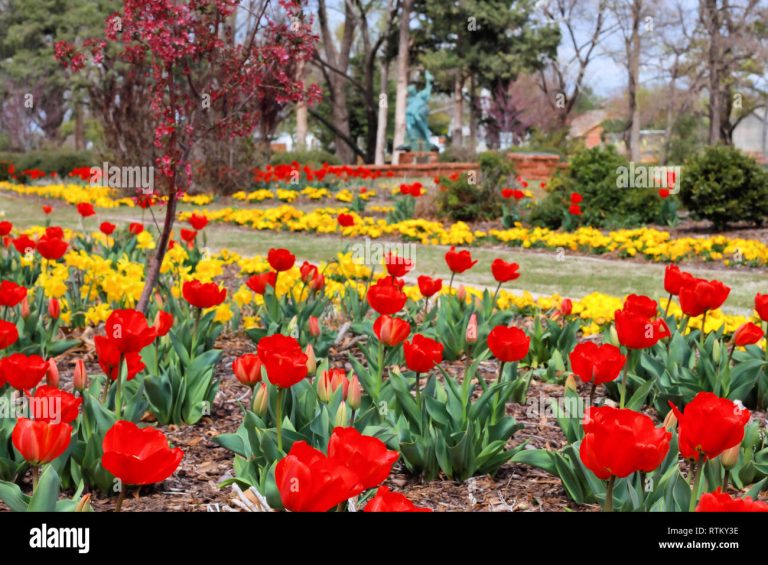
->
529;145;666;229
270;149;341;167
680;145;768;229
438;146;477;163
435;151;514;222
0;149;95;183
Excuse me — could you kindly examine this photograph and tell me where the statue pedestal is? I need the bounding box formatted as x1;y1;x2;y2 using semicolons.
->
399;151;439;165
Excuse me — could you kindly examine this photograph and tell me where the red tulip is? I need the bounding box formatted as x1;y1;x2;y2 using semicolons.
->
569;342;626;385
337;213;355;227
417;275;442;298
487;326;530;363
308;315;320;338
669;392;750;461
180;228;197;243
327;427;399;489
664;264;694;296
570;192;583;204
491;259;520;283
0;280;27;307
384;252;413;278
73;359;88;391
373;315;410;347
48;298;61;320
182;280;226;309
42;205;53;215
366;277;407;315
1;353;48;391
256;334;308;388
246;271;277;295
267;248;296;272
614;308;670;349
364;486;432;512
94;336;145;382
299;261;318;283
696;488;768;512
100;222;116;236
36;235;69;260
403;334;443;373
46;226;64;239
623;294;658;319
560;298;573;316
348;375;362;410
445;246;477;274
12;235;35;255
101;421;183;485
128;223;144;235
232;353;263;388
76;202;95;217
318;368;349;401
0;221;12;236
32;385;82;424
46;358;60;388
755;293;768;322
105;309;157;353
568;204;582;215
188;214;208;230
12;419;72;465
275;441;364;512
733;322;764;347
153;311;174;337
580;406;671;480
0;320;19;349
679;278;730;317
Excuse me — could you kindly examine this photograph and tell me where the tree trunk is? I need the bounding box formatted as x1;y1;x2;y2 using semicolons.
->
627;0;642;162
295;60;308;150
137;189;179;313
392;0;412;164
374;60;390;164
469;75;479;151
705;0;722;145
74;101;85;151
452;72;464;148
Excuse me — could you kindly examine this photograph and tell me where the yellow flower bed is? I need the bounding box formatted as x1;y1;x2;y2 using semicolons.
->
231;186;375;204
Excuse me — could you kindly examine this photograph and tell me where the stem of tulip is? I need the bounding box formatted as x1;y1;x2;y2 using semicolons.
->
589;382;597;406
191;307;201;357
689;460;703;512
31;466;39;493
619;360;630;409
448;272;455;294
663;292;673;319
115;488;126;513
700;311;708;348
376;341;384;399
115;357;125;420
723;469;730;492
491;282;502;307
605;476;616;512
415;372;421;400
276;388;285;453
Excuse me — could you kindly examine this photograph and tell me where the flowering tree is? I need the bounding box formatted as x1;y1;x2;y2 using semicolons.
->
55;0;319;312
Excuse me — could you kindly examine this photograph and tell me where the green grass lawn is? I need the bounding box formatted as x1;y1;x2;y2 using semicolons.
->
1;192;764;312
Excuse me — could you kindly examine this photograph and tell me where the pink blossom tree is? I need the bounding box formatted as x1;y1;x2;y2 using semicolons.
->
56;0;319;312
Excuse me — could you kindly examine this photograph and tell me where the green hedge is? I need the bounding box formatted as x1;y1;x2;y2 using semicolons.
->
269;149;341;167
0;149;95;183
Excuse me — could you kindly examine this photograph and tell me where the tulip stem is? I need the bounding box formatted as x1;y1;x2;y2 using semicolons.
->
115;488;126;513
722;469;730;492
415;372;421;401
276;388;285;453
689;461;703;512
589;382;597;406
31;466;39;493
700;311;708;348
115;357;125;420
376;341;384;399
605;476;616;512
491;282;502;307
663;292;673;319
448;272;455;294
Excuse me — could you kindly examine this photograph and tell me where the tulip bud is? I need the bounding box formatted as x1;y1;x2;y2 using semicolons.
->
465;313;478;344
48;298;60;320
565;374;578;393
308;316;320;338
73;359;88;392
334;401;348;427
608;324;620;347
721;444;740;469
20;296;29;318
456;285;466;302
348;375;362;410
75;494;92;512
251;382;269;417
712;339;722;364
305;344;317;374
317;372;331;403
46;358;60;388
560;298;573;316
663;409;677;432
